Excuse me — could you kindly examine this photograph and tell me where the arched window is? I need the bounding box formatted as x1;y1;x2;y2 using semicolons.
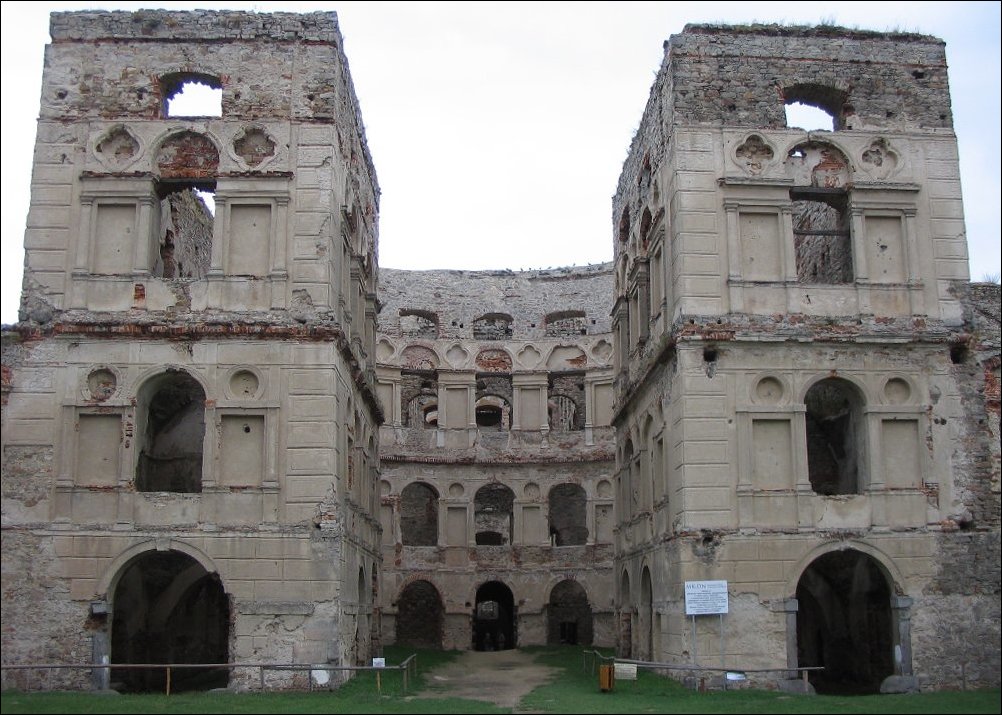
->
785;142;853;284
547;395;580;431
401;482;439;546
399;309;439;339
475;397;508;429
544;311;587;338
135;370;206;493
805;378;866;495
472;313;514;341
548;484;587;546
618;207;630;243
153;131;220;279
474;483;515;545
405;393;439;428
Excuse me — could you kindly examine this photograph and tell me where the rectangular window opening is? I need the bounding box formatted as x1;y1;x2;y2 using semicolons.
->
791;189;852;284
153;180;215;280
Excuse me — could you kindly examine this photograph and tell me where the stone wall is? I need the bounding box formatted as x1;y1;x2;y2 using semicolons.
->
379;265;613;341
667;24;952;130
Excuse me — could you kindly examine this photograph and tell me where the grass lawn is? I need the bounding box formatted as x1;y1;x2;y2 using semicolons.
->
2;646;999;714
521;648;1001;714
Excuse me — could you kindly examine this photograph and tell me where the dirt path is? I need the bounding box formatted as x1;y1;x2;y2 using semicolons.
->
416;649;559;709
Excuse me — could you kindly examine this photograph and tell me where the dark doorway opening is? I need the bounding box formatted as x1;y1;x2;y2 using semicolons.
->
473;581;515;651
796;550;894;694
111;550;228;692
547;580;593;646
395;580;444;649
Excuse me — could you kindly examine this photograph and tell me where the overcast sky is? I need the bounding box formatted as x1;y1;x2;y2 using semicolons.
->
1;1;999;324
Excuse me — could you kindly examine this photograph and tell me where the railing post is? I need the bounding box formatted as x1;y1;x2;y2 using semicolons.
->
802;669;809;693
259;665;264;690
166;666;171;696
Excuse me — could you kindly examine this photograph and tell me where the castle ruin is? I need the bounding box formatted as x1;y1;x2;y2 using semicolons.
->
1;11;998;695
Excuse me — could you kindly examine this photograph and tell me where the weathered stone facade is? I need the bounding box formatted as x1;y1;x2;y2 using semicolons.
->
1;10;382;691
374;267;616;650
1;13;998;696
611;23;1000;693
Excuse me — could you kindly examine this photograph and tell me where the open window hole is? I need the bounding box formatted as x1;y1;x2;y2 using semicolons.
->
163;77;222;118
154;181;215;280
785;102;834;132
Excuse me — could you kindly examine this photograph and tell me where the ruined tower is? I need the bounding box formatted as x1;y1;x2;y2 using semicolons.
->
611;24;1000;693
1;10;381;689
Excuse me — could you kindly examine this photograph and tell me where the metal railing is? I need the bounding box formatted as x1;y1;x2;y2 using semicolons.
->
1;655;418;696
582;650;823;693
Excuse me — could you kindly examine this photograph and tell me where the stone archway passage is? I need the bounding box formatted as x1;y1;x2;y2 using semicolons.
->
796;549;894;694
474;581;515;651
111;550;228;692
546;580;593;646
396;580;444;649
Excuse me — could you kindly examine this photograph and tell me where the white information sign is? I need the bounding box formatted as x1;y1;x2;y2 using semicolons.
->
614;662;638;680
684;580;729;615
372;657;386;668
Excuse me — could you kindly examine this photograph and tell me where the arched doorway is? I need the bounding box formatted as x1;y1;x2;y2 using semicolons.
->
618;570;632;658
546;580;593;645
111;550;228;692
355;566;369;665
796;549;894;694
639;567;654;661
473;581;515;651
396;581;444;649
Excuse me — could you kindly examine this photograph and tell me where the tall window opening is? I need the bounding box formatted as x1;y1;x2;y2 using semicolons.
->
805;378;866;495
400;482;439;546
154;183;214;280
548;483;587;546
153;130;219;279
135;371;206;493
786;141;853;284
792;189;851;284
474;483;515;545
